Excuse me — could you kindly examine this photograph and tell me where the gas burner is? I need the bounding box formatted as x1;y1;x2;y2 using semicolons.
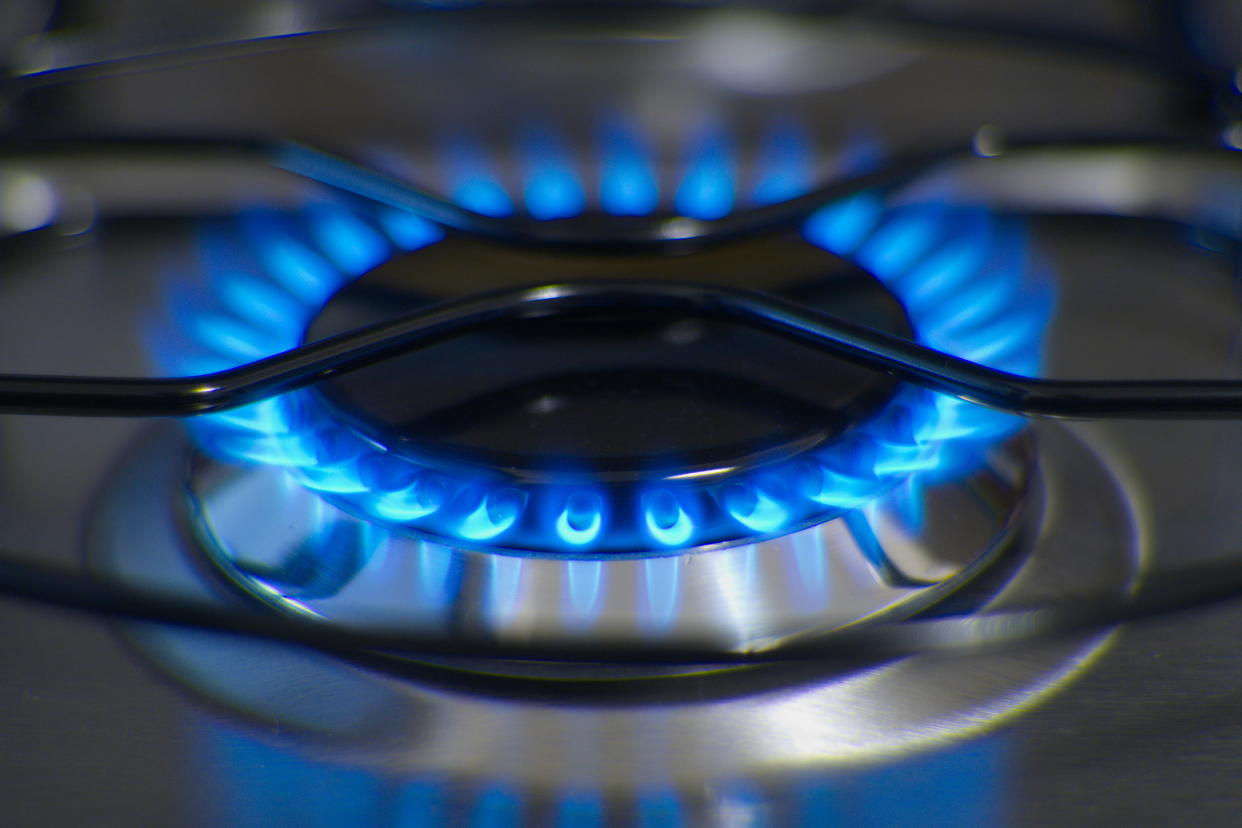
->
153;127;1051;568
121;124;1059;651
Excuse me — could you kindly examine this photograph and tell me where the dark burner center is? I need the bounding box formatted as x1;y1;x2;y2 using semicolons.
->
307;222;912;481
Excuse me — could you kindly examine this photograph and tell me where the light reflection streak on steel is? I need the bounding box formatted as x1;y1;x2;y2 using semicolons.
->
790;529;829;612
713;543;760;644
640;556;682;633
564;559;604;628
377;205;446;250
893;477;927;533
714;782;765;827
415;541;455;612
485;554;524;627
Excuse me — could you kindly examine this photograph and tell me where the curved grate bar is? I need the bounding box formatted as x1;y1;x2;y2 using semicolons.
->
145;123;1051;555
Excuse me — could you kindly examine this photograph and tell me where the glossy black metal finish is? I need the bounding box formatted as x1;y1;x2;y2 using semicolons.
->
3;278;1242;420
307;228;908;476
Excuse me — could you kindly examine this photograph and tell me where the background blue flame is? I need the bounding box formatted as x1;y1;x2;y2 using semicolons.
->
156;122;1051;557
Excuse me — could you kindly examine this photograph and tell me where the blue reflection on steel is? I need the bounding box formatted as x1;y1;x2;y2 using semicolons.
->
557;791;605;827
471;787;522;828
640;556;682;633
204;726;384;827
234;518;378;601
415;541;458;611
160;124;1050;560
675;122;735;219
521;124;587;220
794;737;1003;827
598;116;659;215
394;780;448;827
564;559;604;626
636;790;686;827
200;721;1003;825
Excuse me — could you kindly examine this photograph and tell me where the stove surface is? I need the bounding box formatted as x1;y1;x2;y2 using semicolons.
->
2;3;1242;826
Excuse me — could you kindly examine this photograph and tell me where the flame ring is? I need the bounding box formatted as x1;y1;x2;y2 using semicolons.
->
159;179;1049;556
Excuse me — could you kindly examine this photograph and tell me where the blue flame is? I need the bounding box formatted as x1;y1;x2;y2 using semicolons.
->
521;124;587;220
459;488;528;541
642;490;696;548
675;123;735;219
721;482;790;533
307;202;389;276
554;490;605;546
749;118;812;206
598;116;659;216
443;136;515;217
376;207;445;251
159;123;1051;560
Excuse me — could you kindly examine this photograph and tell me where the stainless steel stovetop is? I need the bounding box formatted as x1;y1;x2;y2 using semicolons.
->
2;3;1242;826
